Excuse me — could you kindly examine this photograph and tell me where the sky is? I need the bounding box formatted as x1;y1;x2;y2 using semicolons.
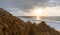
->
0;0;60;16
0;0;60;31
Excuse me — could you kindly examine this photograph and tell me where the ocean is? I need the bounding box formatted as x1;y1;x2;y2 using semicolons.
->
18;16;60;31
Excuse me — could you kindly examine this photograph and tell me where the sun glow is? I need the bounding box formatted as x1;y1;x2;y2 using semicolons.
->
30;7;44;20
27;6;60;20
33;8;43;16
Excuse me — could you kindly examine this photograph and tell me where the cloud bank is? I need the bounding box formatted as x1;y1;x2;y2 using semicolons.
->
0;0;60;16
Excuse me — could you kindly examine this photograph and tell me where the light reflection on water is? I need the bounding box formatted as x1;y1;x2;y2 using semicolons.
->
18;17;60;31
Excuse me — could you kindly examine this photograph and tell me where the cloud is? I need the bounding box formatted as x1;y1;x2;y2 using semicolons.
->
6;8;28;16
0;0;60;11
41;6;60;16
0;0;60;16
